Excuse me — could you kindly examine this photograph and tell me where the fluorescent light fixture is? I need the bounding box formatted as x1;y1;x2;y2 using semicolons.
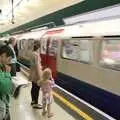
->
26;22;55;31
63;4;120;25
31;26;48;32
10;30;24;34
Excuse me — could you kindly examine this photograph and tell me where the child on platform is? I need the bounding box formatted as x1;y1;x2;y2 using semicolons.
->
38;68;55;118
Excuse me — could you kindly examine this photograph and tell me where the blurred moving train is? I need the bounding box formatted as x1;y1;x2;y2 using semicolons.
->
1;18;120;119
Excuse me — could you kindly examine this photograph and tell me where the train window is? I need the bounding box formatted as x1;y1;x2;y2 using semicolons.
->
19;39;24;50
28;39;35;51
62;39;92;63
40;38;47;54
24;39;29;50
48;38;58;56
17;40;20;50
100;38;120;70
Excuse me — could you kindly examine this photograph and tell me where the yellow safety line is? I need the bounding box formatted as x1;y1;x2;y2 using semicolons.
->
21;68;93;120
53;91;93;120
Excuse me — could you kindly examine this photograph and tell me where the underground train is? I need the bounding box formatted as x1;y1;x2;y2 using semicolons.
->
1;18;120;119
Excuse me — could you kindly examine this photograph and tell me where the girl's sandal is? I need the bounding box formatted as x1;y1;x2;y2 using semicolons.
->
42;111;47;116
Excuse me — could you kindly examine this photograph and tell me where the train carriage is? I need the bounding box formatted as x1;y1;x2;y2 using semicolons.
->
2;17;120;119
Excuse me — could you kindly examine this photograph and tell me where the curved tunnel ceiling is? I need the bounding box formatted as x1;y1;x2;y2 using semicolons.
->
0;0;82;33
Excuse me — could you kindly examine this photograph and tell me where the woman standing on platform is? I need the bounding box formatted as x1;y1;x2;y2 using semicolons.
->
29;41;42;109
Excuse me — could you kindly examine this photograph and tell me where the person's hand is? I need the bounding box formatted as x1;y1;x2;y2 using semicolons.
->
37;80;43;86
5;65;11;72
50;75;54;81
40;65;43;70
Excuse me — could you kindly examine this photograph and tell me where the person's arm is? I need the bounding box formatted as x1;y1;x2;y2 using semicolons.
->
49;79;55;88
37;79;44;86
34;53;42;80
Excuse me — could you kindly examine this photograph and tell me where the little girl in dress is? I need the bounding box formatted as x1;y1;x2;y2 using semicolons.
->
38;68;54;118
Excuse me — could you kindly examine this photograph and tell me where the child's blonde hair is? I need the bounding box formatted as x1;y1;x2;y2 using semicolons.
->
37;68;52;86
42;68;52;81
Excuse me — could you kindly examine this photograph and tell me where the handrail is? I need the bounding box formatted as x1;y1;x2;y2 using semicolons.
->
17;61;30;71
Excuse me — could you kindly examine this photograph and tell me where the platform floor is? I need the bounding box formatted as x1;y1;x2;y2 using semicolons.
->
9;73;78;120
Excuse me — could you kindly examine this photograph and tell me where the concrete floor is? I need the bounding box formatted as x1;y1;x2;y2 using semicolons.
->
9;73;77;120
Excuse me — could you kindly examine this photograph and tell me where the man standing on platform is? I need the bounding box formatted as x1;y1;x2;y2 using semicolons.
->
8;37;17;76
0;45;14;120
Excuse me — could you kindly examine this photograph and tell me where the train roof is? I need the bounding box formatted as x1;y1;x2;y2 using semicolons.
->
2;17;120;41
41;17;120;39
17;30;46;40
62;18;120;38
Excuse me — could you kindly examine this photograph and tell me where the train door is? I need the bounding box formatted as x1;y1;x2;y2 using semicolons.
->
40;37;58;78
47;38;58;79
40;38;48;69
40;29;64;79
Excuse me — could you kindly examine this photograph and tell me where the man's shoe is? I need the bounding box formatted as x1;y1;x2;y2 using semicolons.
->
32;104;42;109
